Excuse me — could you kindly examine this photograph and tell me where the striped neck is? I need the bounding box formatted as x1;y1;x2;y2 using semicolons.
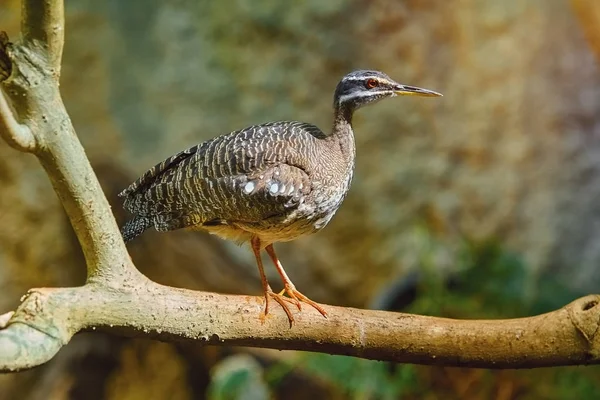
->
328;103;356;160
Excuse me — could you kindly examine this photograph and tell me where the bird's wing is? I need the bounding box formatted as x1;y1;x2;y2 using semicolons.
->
121;121;321;230
119;144;202;198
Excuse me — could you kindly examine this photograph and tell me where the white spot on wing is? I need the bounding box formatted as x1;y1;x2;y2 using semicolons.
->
243;181;255;194
288;184;294;194
279;184;286;193
269;182;279;194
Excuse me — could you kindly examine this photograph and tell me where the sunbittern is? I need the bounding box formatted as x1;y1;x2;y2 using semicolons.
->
119;70;441;326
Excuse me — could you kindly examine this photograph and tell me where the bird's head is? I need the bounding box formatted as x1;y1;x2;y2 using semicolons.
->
334;70;442;111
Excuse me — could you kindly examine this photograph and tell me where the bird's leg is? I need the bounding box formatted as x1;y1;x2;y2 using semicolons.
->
250;237;295;325
265;244;328;318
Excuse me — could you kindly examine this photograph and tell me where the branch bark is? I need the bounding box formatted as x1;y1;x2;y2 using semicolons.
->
0;34;35;151
0;0;137;283
0;0;599;373
1;283;599;372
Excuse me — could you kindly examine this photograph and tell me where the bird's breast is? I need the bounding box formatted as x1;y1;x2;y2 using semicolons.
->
308;166;354;228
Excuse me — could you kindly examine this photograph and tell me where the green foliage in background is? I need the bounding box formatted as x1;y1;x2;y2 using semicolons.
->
208;354;270;400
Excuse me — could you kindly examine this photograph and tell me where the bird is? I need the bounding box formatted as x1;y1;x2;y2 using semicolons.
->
119;70;441;326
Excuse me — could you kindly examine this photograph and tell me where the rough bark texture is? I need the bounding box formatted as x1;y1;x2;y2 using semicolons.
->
2;286;600;372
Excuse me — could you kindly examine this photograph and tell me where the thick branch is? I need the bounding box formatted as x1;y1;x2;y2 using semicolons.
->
0;281;599;372
21;0;64;73
0;3;136;282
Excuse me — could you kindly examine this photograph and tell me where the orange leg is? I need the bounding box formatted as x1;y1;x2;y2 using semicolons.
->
250;237;296;326
265;244;328;318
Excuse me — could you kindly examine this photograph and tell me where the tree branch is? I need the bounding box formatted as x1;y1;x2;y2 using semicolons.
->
0;33;36;151
1;283;598;372
21;0;64;74
0;0;136;283
0;0;599;374
0;88;35;151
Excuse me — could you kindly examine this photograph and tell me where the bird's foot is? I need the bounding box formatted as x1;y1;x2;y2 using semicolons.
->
278;284;328;318
264;289;297;326
263;286;327;327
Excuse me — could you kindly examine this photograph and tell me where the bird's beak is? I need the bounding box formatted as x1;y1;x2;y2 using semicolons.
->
393;84;442;97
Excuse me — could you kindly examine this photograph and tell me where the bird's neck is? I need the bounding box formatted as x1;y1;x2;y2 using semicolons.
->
328;104;356;160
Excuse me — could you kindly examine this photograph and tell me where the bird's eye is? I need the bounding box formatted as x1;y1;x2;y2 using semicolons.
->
365;79;379;89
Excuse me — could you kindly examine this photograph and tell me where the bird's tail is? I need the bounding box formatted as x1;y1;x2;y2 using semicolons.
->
121;216;151;243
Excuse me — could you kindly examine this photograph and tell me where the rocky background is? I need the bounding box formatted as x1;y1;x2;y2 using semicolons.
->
1;0;600;398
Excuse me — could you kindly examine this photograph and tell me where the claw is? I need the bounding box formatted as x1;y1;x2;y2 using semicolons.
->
279;286;302;310
264;289;295;327
282;284;328;318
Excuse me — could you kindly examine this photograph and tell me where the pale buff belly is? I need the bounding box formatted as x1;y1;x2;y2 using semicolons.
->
198;216;320;245
196;207;336;246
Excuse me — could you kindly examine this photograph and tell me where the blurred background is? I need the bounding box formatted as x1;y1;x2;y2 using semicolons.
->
1;0;600;398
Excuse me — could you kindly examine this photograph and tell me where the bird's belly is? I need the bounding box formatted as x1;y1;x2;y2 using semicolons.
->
200;173;352;245
235;210;324;244
217;200;335;244
199;224;254;244
257;191;345;242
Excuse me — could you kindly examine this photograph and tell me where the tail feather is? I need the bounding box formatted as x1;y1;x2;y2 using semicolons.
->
121;216;151;243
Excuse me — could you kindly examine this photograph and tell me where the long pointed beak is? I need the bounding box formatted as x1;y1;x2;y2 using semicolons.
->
394;84;442;97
